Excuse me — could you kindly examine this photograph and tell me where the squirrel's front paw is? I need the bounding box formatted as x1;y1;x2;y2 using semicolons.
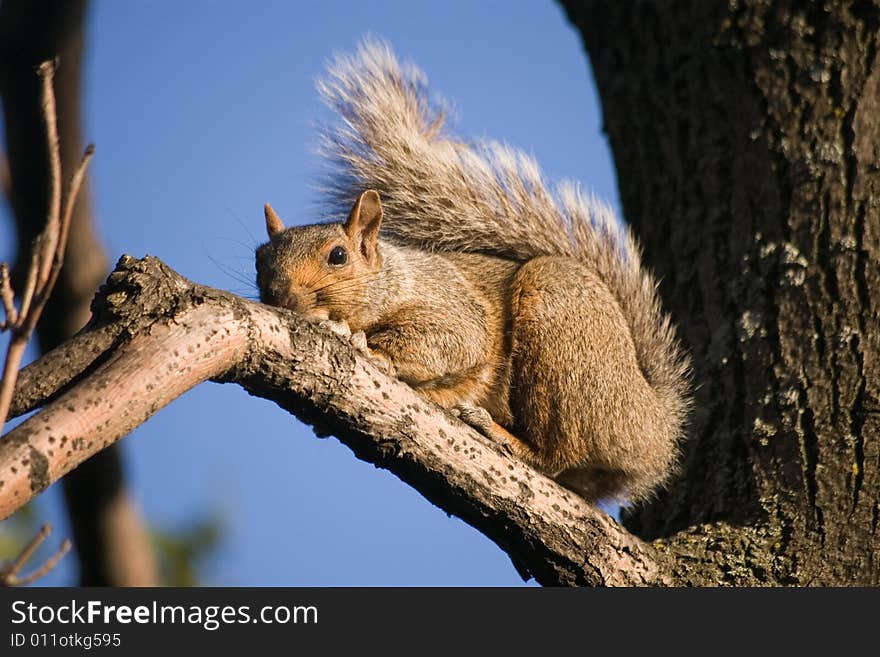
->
351;331;398;377
452;403;493;431
349;330;369;353
452;404;514;456
318;318;352;338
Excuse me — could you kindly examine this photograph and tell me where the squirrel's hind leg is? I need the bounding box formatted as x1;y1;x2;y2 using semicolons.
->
453;403;627;503
507;256;653;500
452;403;537;462
554;467;630;504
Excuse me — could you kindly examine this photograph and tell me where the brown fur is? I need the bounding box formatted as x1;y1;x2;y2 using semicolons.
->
256;40;692;504
256;195;519;426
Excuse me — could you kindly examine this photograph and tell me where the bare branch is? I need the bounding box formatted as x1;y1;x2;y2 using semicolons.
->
22;144;95;336
4;523;50;576
35;59;63;291
0;340;28;434
0;61;94;432
1;523;71;587
0;264;16;328
14;241;40;327
7;322;124;420
56;144;95;267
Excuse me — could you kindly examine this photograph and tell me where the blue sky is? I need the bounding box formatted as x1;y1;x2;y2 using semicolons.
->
0;0;620;585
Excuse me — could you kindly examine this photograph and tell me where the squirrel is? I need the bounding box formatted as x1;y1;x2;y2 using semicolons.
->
255;39;691;504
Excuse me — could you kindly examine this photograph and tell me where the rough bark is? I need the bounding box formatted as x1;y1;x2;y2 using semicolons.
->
561;0;880;584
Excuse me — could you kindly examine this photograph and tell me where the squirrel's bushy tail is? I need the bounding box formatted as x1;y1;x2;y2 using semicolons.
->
317;38;691;432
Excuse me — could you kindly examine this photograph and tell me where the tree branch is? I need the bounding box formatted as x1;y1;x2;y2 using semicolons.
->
3;255;670;586
0;59;93;433
1;523;71;587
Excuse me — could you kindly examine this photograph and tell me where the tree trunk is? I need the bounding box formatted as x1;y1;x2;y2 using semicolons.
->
561;0;880;584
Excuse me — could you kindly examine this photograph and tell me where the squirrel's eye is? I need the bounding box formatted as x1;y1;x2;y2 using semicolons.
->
327;245;348;266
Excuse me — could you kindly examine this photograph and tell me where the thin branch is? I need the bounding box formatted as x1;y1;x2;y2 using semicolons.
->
0;61;93;432
0;342;27;433
6;322;125;420
23;143;95;335
35;59;63;291
1;523;72;587
14;246;40;327
56;144;95;270
4;524;50;576
0;264;16;327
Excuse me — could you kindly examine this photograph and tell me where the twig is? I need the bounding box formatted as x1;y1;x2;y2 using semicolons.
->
57;145;94;268
15;247;40;324
0;345;27;431
0;523;72;586
0;264;16;328
35;60;62;291
23;144;95;335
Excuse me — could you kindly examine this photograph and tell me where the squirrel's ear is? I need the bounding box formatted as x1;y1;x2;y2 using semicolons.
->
344;190;383;261
264;203;285;238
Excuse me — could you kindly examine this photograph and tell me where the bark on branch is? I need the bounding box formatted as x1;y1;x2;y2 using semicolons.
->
2;255;673;586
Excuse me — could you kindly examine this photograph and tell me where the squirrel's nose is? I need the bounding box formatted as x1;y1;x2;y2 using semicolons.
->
272;285;310;314
276;291;300;312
